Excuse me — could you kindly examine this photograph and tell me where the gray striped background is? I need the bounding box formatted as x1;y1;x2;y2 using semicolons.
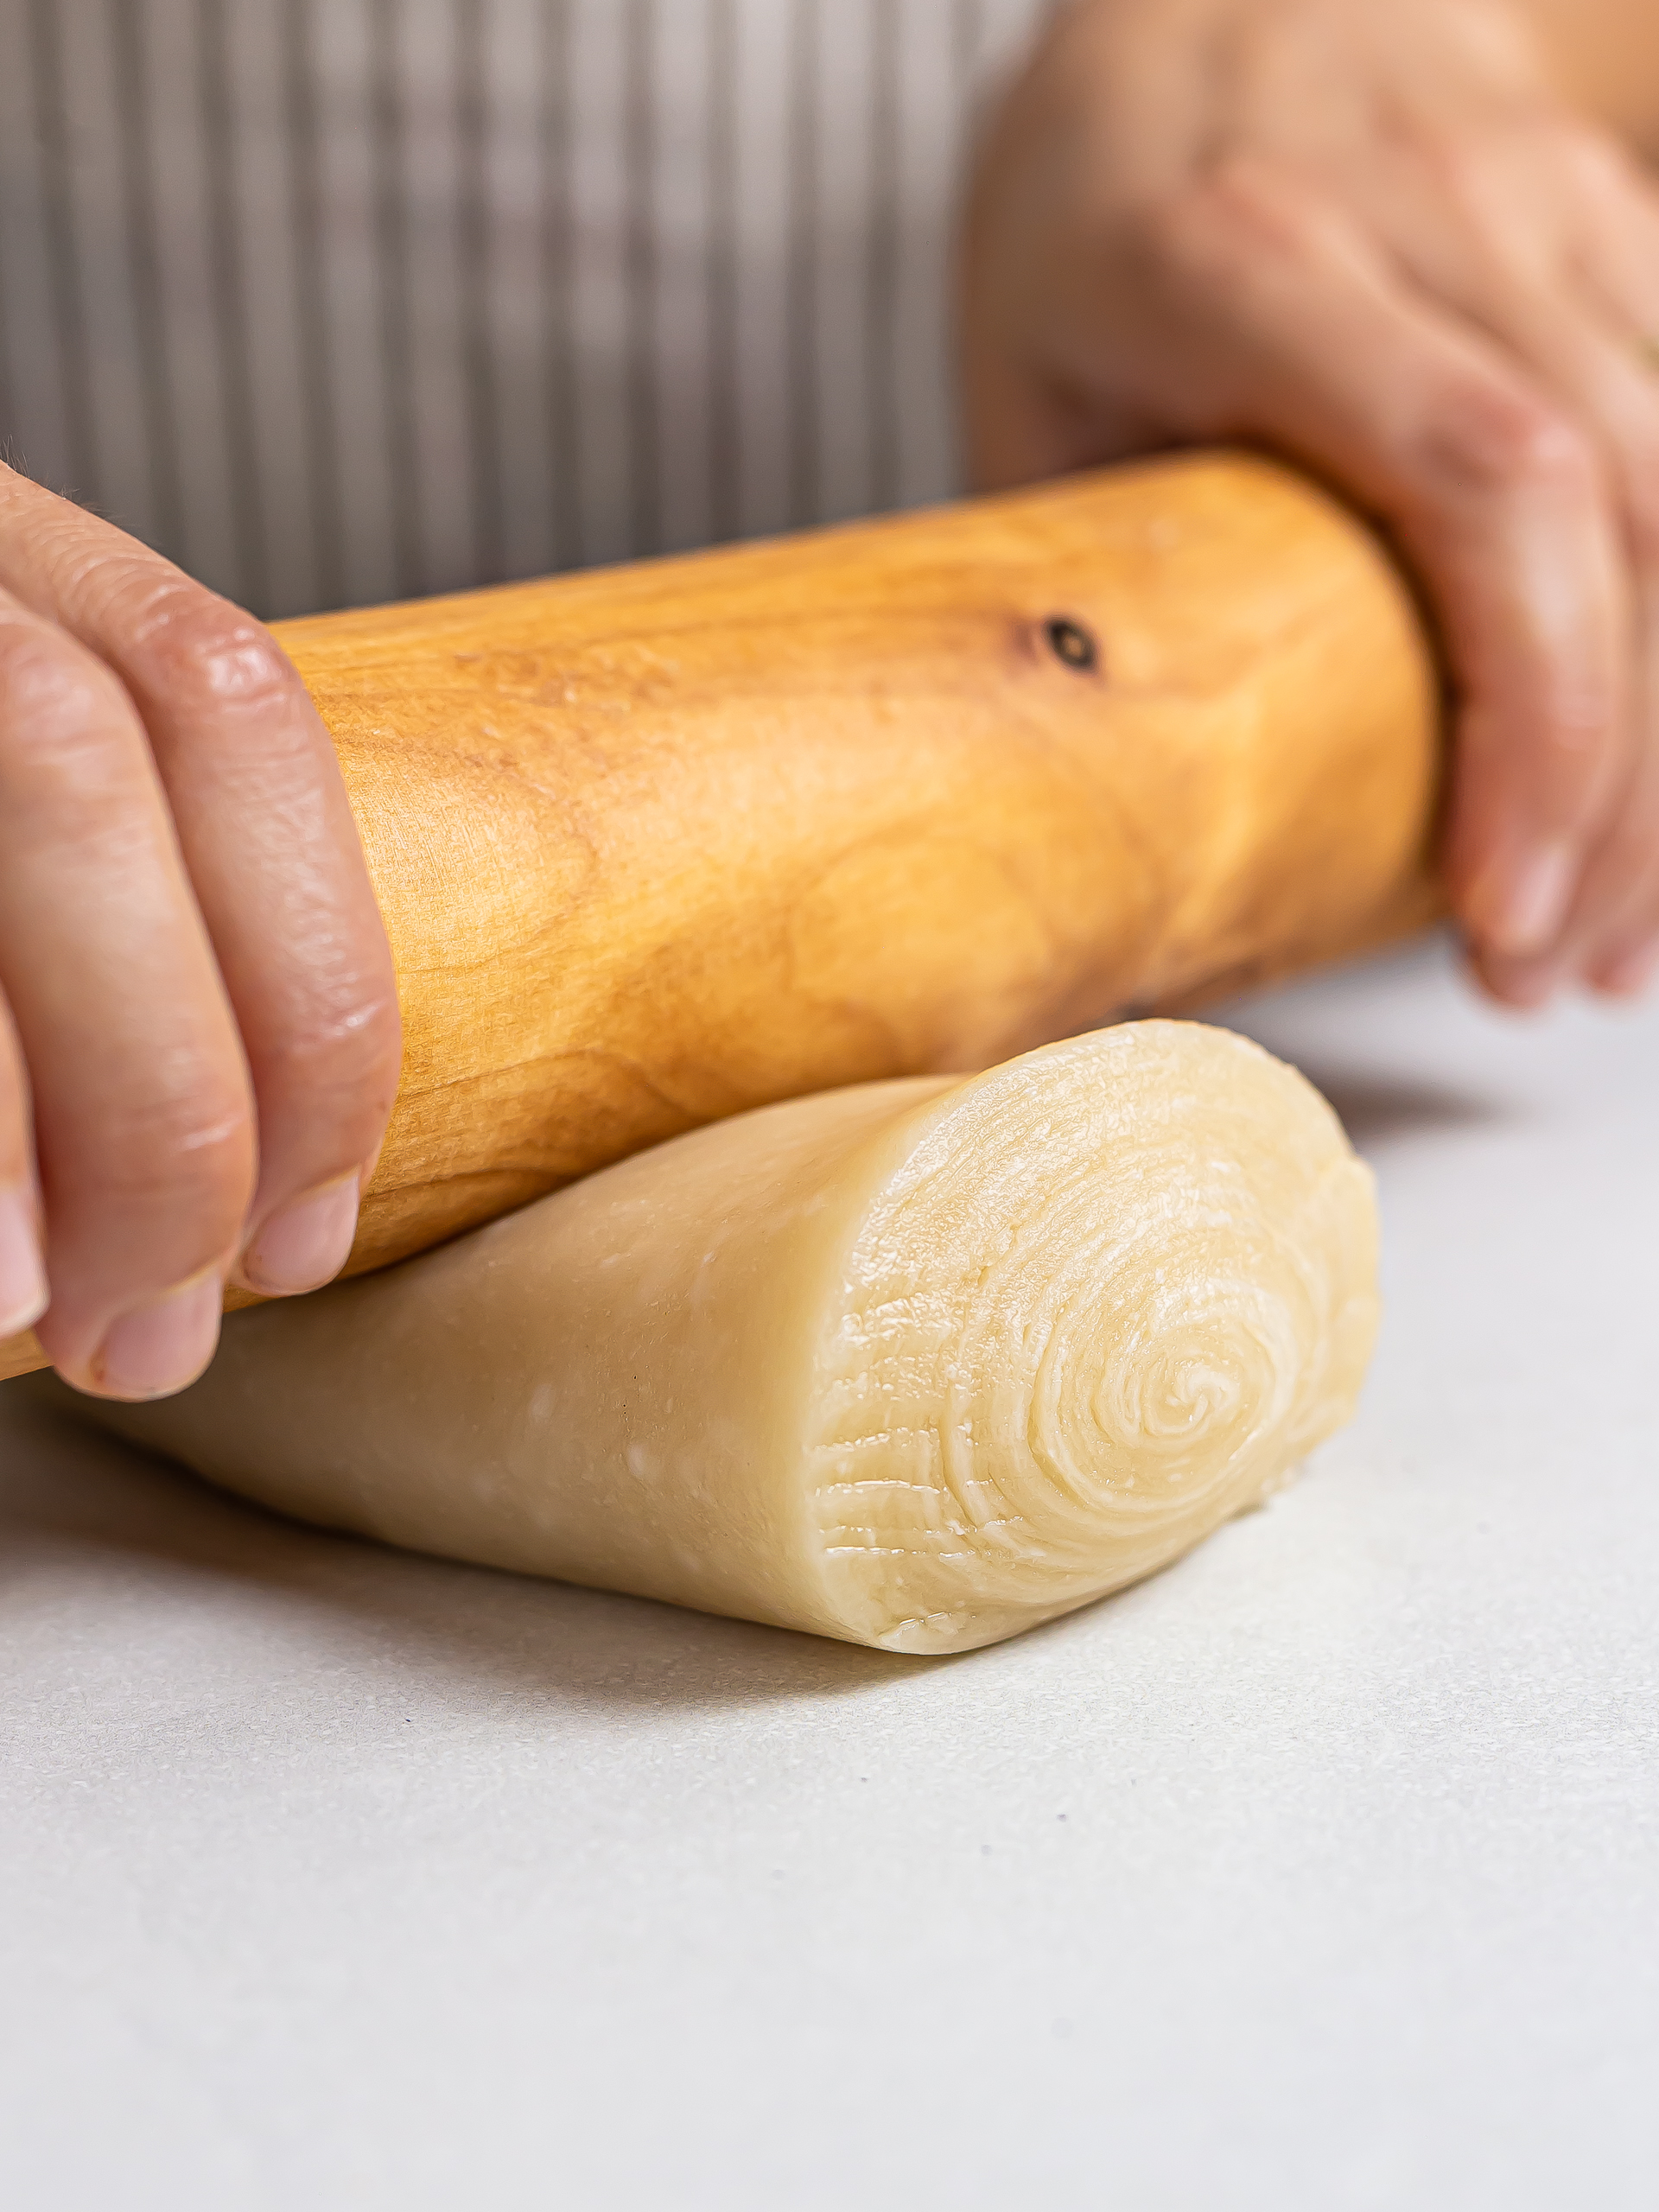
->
0;0;1050;619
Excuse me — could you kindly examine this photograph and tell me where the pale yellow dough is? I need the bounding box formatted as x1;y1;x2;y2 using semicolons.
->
91;1023;1377;1654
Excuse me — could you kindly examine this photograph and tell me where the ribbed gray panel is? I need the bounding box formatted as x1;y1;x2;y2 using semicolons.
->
0;0;1049;617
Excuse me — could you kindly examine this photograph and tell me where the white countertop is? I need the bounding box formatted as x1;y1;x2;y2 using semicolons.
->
3;938;1656;2212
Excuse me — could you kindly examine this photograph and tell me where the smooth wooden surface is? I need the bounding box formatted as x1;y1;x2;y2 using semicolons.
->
1;452;1441;1383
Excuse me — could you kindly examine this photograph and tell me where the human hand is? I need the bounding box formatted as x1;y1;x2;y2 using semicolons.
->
963;0;1659;1006
0;467;401;1396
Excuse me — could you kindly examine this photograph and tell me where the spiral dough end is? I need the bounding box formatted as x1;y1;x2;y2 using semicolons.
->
806;1022;1378;1653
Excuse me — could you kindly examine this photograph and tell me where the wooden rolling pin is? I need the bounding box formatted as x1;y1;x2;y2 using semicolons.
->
1;450;1441;1386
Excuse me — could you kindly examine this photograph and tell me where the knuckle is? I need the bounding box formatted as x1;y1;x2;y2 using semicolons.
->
1420;124;1532;219
1148;160;1313;269
0;630;142;812
129;586;302;724
1421;117;1571;219
1415;375;1597;504
0;628;161;831
88;1082;257;1228
1419;130;1489;209
258;988;404;1117
0;626;111;750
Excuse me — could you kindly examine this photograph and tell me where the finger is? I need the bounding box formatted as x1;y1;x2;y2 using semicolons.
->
0;985;47;1342
0;588;256;1395
1429;688;1659;999
1129;161;1634;983
1347;116;1659;999
1564;607;1659;993
1402;187;1659;994
0;468;402;1296
1520;560;1659;995
1555;157;1659;996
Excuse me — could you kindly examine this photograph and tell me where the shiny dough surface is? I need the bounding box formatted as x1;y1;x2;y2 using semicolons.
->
86;1023;1378;1654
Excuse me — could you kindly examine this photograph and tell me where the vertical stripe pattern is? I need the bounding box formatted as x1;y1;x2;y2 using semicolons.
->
0;0;1052;619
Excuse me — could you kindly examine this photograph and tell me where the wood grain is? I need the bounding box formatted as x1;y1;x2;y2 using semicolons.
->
2;451;1442;1385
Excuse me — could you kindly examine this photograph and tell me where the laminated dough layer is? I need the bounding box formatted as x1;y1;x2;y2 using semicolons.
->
89;1022;1378;1655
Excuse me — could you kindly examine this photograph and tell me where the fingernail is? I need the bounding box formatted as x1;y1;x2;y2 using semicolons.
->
1480;841;1575;958
0;1187;48;1338
239;1173;360;1297
95;1273;223;1400
1593;940;1659;999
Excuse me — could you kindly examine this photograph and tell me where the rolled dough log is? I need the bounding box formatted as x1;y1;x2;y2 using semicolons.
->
83;1023;1377;1654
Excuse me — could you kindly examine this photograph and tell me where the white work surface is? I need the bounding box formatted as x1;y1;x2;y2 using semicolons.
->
3;938;1656;2211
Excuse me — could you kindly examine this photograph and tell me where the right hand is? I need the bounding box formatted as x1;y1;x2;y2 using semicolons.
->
0;467;402;1399
963;0;1659;1009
